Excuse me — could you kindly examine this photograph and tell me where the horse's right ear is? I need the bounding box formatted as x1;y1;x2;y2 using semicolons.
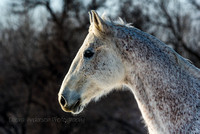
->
88;10;108;33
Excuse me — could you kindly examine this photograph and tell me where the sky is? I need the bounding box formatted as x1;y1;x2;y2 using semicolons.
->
0;0;116;31
0;0;111;29
0;0;119;27
0;0;9;18
0;0;196;30
0;0;63;29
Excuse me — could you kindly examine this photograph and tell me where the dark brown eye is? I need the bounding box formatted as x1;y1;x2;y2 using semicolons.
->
84;50;94;58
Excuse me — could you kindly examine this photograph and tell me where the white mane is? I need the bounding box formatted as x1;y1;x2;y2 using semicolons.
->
101;13;133;27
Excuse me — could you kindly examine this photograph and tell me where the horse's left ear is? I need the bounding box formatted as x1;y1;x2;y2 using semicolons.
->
89;10;107;33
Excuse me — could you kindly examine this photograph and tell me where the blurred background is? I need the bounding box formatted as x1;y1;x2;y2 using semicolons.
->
0;0;199;134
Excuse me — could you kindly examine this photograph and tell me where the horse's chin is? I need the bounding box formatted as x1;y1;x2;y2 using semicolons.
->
71;105;84;115
61;105;84;115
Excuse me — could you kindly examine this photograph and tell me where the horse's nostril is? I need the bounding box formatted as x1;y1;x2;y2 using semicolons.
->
60;96;67;107
74;99;81;108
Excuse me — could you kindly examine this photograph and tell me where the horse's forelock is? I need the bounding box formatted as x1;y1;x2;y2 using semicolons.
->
88;10;133;38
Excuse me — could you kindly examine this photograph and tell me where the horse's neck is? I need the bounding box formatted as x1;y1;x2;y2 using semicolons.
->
114;27;200;133
125;73;164;134
125;58;200;133
117;35;200;133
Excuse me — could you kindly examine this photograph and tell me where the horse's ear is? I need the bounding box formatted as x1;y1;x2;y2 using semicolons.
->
88;10;107;32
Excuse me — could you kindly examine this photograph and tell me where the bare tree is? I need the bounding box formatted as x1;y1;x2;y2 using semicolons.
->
118;0;149;30
190;0;200;10
0;0;116;134
141;0;200;67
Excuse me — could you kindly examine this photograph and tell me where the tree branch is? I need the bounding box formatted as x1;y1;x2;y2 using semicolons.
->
190;0;200;10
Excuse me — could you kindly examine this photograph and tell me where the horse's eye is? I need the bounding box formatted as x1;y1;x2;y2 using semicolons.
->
84;50;94;58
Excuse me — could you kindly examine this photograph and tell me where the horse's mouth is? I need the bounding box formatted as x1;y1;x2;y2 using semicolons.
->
71;105;84;114
61;103;84;115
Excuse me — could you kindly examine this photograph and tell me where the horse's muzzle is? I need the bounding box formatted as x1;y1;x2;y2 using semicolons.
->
58;94;83;114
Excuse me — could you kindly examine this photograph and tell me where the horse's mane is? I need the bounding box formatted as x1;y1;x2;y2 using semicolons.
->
101;13;133;28
174;53;200;79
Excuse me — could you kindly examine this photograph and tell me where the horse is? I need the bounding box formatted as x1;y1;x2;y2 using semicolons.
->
58;10;200;134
